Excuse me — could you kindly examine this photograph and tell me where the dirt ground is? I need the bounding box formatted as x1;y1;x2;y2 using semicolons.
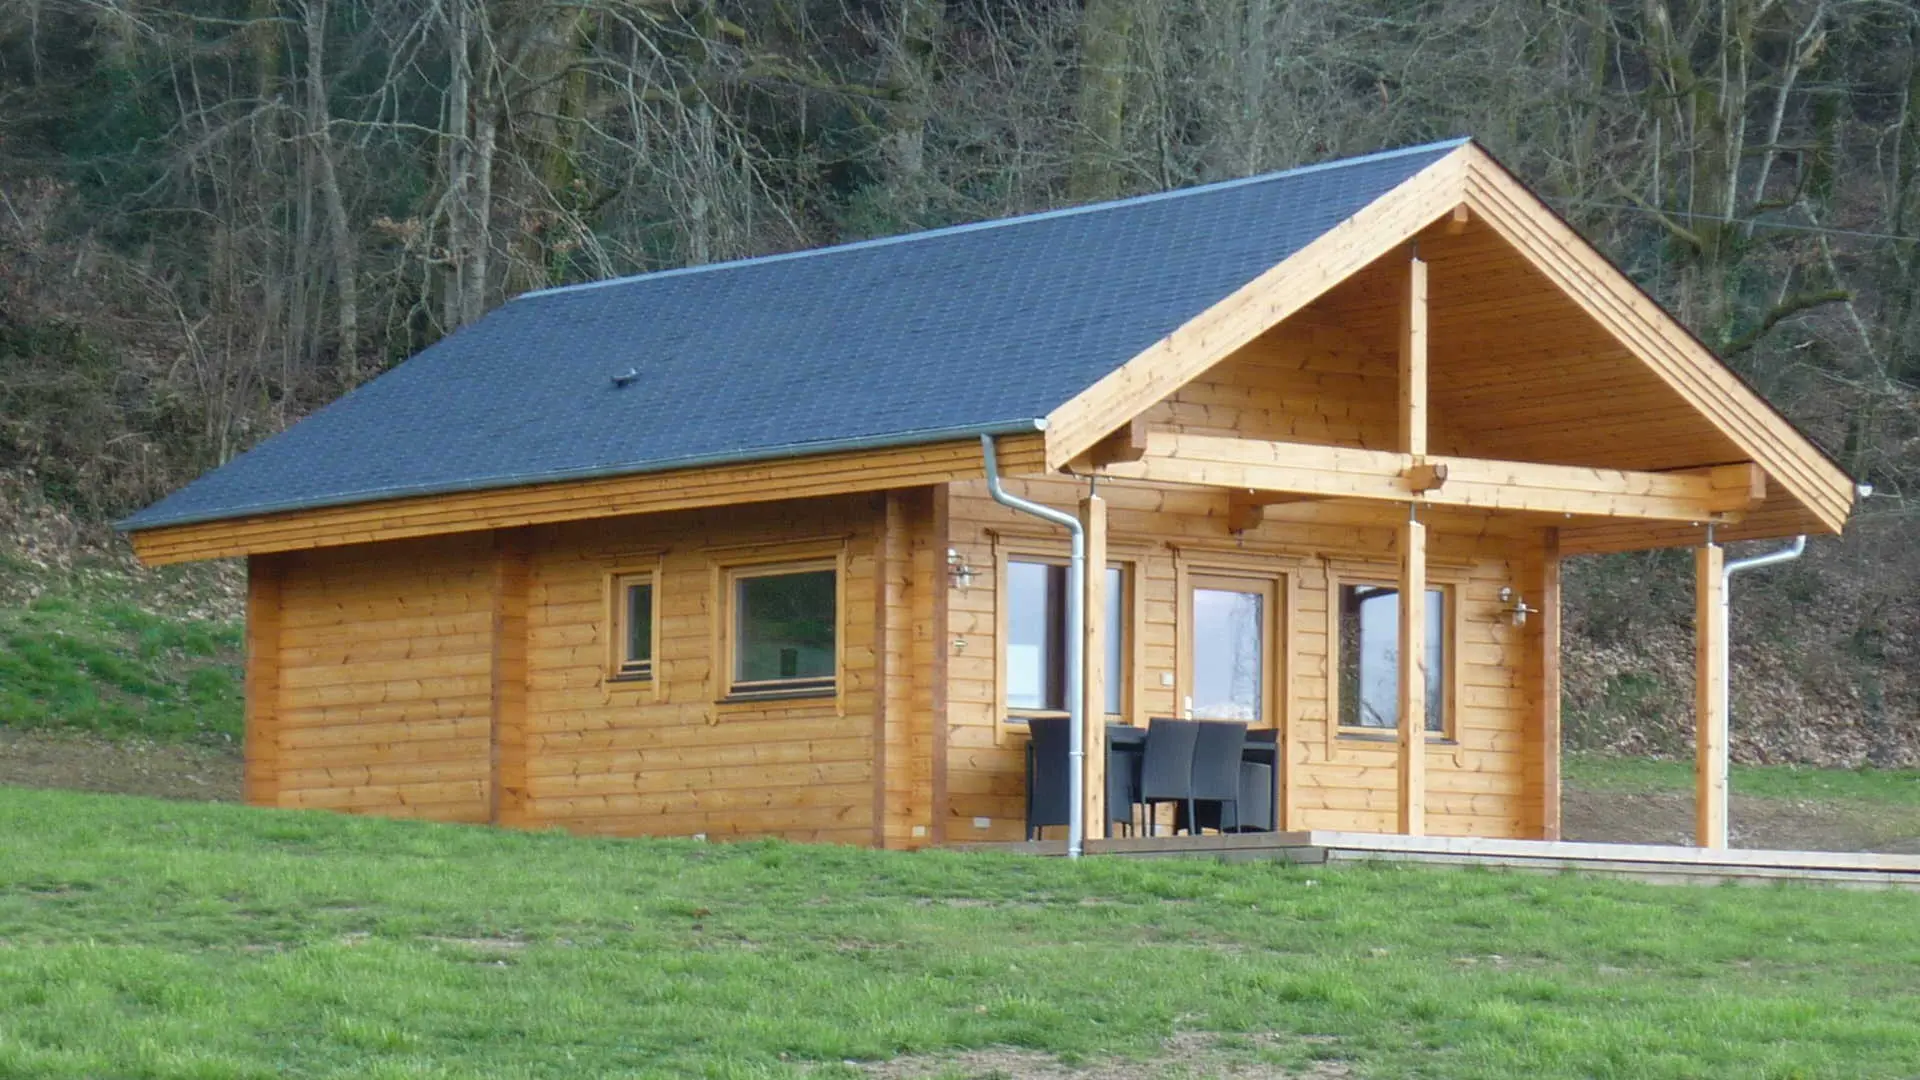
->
3;730;1917;854
860;1032;1350;1080
1563;787;1920;853
0;730;242;803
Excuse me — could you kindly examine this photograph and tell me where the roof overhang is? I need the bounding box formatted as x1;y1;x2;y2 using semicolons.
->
1041;142;1856;553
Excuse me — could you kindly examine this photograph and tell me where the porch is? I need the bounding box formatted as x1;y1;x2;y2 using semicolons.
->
962;831;1920;891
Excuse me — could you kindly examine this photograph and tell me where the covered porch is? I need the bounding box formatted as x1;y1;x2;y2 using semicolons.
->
1017;228;1822;854
965;831;1920;890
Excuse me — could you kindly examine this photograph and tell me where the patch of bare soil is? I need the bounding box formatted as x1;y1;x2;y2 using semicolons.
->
858;1033;1349;1080
1564;788;1920;853
0;730;241;802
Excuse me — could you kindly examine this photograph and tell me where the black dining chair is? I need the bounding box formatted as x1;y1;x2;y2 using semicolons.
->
1024;716;1072;841
1106;744;1142;837
1139;718;1201;835
1187;720;1248;835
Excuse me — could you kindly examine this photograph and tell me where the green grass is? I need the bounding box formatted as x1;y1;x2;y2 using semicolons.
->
0;553;242;740
2;790;1920;1078
1567;753;1920;807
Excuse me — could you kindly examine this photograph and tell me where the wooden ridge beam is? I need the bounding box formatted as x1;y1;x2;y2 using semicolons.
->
1094;433;1767;524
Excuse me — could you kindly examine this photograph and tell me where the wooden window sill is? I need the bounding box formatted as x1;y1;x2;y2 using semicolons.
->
606;672;653;685
719;688;837;706
1337;729;1457;746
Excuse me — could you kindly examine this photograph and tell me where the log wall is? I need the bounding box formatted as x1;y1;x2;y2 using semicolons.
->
251;493;945;847
944;475;1551;842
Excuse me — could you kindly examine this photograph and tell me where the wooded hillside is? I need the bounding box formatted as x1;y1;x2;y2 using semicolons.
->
1;0;1916;763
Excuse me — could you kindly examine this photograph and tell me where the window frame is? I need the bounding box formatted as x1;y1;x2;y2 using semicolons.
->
992;538;1137;741
1327;571;1459;742
1176;568;1282;728
716;553;844;704
606;567;661;683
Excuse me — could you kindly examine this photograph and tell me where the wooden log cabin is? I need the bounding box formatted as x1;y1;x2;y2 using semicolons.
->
123;139;1857;851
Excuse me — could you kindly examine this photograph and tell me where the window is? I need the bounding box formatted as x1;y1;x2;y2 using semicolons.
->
1337;583;1446;733
1005;560;1127;716
725;561;837;698
1189;580;1269;722
609;571;656;680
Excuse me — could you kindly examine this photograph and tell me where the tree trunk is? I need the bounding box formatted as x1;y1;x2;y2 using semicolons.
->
304;0;358;378
1069;0;1134;202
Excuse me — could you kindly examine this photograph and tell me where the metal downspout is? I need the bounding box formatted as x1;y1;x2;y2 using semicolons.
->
981;435;1086;858
1720;535;1807;743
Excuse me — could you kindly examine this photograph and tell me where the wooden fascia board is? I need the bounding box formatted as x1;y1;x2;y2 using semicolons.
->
1042;146;1473;471
1557;498;1824;555
1456;145;1854;533
1094;433;1765;524
127;434;1048;566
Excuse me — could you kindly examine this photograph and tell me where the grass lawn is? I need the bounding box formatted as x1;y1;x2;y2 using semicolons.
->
1566;753;1920;807
1;790;1918;1078
0;553;242;741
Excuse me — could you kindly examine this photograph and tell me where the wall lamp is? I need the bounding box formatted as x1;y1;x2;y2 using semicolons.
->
1498;586;1539;628
947;548;976;591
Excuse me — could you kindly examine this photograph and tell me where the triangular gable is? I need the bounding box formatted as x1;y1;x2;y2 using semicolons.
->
1042;142;1855;551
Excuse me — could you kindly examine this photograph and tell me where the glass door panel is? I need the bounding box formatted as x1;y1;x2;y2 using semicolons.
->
1186;575;1276;723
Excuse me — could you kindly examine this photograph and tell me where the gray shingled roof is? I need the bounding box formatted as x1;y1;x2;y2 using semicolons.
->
122;139;1466;532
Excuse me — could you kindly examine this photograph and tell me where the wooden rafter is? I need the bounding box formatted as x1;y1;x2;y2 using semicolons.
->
1457;146;1853;532
1094;433;1768;524
1043;149;1472;470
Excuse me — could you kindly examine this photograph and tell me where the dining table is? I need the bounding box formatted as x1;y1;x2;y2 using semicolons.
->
1105;721;1277;832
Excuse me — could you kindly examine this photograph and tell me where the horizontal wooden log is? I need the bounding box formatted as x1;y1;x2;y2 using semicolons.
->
1095;433;1765;523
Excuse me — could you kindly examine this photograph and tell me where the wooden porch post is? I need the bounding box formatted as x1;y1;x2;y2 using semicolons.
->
1398;511;1428;836
1537;529;1564;840
1397;250;1429;836
1081;491;1109;840
1695;538;1729;849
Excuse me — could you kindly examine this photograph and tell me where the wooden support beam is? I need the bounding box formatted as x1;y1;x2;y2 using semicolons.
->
490;529;532;828
1400;254;1428;457
1707;462;1768;507
1071;418;1151;473
1405;461;1448;493
1081;492;1109;841
1537;529;1563;841
1277;578;1297;832
1227;490;1339;533
1398;512;1427;836
1095;433;1767;523
1226;492;1266;534
1444;205;1472;235
1696;541;1729;849
243;555;284;808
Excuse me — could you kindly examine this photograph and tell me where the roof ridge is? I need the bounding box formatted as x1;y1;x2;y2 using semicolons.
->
515;137;1473;302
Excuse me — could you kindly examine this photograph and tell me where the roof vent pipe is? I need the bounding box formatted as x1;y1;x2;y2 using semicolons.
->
980;435;1085;858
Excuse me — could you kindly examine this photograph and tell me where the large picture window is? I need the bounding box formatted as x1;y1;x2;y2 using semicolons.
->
724;560;837;698
1337;583;1447;733
1005;560;1127;716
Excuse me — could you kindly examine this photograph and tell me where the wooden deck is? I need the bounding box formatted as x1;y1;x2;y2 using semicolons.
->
960;832;1920;890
